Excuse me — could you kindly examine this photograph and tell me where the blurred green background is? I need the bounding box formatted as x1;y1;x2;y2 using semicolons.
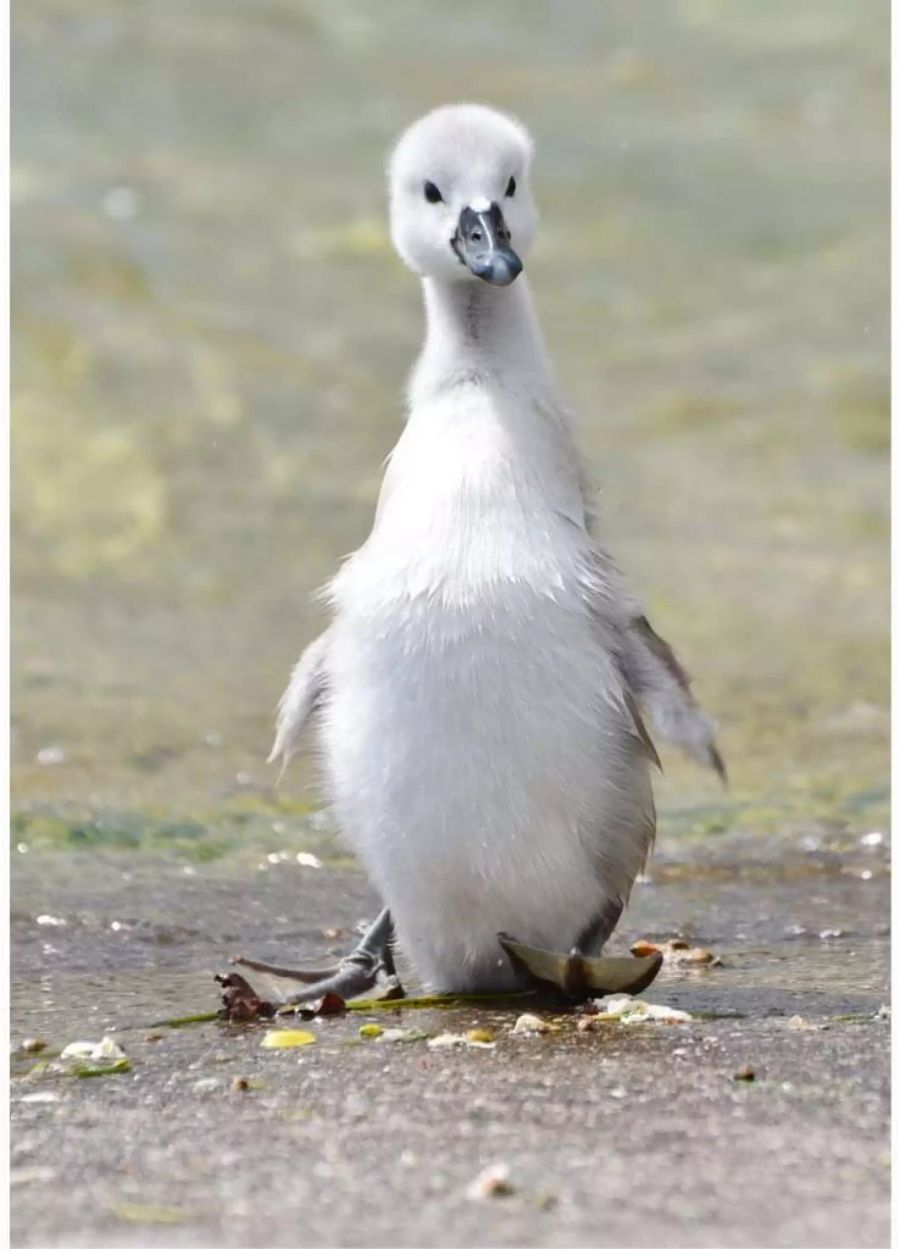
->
12;0;888;854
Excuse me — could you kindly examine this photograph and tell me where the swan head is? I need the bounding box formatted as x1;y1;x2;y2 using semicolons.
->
389;104;536;288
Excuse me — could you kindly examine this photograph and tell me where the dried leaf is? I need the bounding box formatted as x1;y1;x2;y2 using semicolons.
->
216;972;276;1022
286;992;346;1019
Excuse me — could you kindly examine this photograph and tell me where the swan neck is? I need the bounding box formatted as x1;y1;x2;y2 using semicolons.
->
411;275;553;403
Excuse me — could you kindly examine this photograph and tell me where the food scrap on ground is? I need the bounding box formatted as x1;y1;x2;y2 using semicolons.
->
60;1042;95;1060
787;1015;819;1031
576;1014;618;1033
59;1036;130;1076
91;1036;127;1061
511;1013;559;1036
733;1065;756;1082
376;1027;429;1044
231;1076;258;1092
631;937;722;966
260;1029;316;1049
594;995;693;1024
466;1163;515;1201
427;1031;496;1050
18;1038;48;1055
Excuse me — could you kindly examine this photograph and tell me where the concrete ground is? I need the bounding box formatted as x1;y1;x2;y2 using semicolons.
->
11;830;890;1249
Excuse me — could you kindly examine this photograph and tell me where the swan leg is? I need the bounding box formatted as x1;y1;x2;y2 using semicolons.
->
221;909;402;1014
229;956;343;983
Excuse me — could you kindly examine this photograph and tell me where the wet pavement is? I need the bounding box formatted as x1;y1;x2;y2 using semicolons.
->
11;826;890;1249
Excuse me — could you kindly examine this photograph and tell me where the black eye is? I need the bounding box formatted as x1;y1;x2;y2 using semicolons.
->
505;176;516;198
423;181;443;204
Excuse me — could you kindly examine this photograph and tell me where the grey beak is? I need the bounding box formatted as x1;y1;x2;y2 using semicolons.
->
452;203;523;286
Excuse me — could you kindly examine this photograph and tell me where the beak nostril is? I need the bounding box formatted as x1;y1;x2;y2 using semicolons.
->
452;203;522;285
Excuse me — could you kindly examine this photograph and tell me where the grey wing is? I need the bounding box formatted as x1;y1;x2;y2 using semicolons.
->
574;538;659;910
619;614;726;782
267;629;330;767
571;521;725;782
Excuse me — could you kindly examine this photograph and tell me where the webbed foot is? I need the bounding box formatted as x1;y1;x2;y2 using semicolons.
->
220;908;403;1016
497;932;662;1000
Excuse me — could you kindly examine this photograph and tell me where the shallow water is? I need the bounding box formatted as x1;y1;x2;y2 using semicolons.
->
12;0;888;831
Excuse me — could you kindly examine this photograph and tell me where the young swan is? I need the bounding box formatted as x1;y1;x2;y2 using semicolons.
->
236;105;723;1006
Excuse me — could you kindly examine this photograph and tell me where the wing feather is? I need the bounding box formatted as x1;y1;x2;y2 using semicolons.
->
622;615;726;782
267;629;331;767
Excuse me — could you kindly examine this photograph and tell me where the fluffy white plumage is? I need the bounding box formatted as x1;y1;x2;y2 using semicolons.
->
270;104;722;992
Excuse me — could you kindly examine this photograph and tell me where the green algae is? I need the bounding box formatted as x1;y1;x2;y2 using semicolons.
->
149;1012;220;1030
70;1058;132;1078
110;1203;194;1226
10;798;342;865
345;992;535;1012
